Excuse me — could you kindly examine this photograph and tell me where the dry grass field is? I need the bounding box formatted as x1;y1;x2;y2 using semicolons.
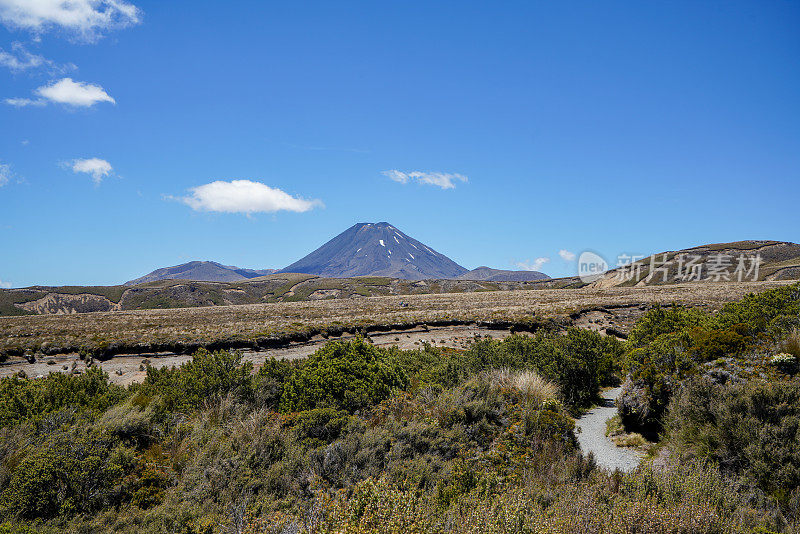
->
0;281;789;361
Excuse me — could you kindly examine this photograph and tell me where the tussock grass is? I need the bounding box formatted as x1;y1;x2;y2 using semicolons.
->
779;329;800;358
605;414;649;449
489;368;559;405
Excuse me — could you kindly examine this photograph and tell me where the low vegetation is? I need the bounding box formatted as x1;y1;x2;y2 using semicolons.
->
0;283;798;532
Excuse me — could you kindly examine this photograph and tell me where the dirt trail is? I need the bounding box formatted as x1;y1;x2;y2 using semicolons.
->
574;387;642;472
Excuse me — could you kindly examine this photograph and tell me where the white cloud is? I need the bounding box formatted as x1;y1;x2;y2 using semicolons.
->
0;42;46;71
0;161;10;186
176;180;323;215
39;77;114;106
0;279;11;289
4;97;45;107
0;42;75;74
69;157;112;184
382;170;468;190
513;257;550;272
558;249;576;261
6;78;115;107
0;0;141;41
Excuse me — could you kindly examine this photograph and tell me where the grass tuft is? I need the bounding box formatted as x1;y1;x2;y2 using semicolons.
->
489;368;559;405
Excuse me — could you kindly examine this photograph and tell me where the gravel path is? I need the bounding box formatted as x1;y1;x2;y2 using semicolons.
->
575;387;642;472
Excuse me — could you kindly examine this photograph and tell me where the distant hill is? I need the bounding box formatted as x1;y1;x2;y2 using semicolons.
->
9;237;796;317
589;240;800;288
457;267;550;282
3;238;799;316
0;274;574;316
125;261;276;285
279;222;469;280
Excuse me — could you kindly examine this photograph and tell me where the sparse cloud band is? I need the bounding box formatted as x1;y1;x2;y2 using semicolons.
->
514;257;550;272
0;161;10;187
0;0;141;41
0;42;74;74
559;249;576;261
175;179;323;215
0;42;46;71
383;170;468;190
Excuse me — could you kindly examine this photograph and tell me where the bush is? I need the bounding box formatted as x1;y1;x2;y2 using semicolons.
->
488;368;558;406
778;329;800;358
0;366;124;428
446;330;622;408
253;357;296;410
619;288;800;430
627;306;709;349
292;407;351;447
139;349;254;412
714;283;800;335
0;433;128;519
280;339;408;413
770;353;798;374
666;377;800;502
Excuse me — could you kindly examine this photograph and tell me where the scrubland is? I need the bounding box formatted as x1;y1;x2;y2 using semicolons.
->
0;282;799;533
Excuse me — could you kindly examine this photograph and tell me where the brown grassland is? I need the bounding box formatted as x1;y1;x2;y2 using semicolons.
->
0;281;789;360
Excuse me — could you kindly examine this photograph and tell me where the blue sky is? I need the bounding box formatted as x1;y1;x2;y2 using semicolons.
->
0;0;798;287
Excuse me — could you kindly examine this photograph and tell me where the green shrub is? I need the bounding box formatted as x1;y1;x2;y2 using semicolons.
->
627;305;710;349
139;349;254;412
666;377;800;501
280;339;408;413
619;286;800;430
714;283;800;335
253;357;296;410
292;407;351;447
0;366;124;428
0;433;127;519
459;331;622;407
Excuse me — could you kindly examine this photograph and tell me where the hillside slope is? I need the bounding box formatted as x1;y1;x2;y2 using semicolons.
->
589;240;800;288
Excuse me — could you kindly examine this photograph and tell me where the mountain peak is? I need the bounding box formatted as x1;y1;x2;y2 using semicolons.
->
279;222;468;280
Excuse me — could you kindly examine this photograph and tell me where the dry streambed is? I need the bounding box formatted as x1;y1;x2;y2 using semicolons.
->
0;324;514;386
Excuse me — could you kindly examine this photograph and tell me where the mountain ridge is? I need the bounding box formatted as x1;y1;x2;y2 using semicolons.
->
457;266;550;282
125;261;276;285
125;222;549;284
